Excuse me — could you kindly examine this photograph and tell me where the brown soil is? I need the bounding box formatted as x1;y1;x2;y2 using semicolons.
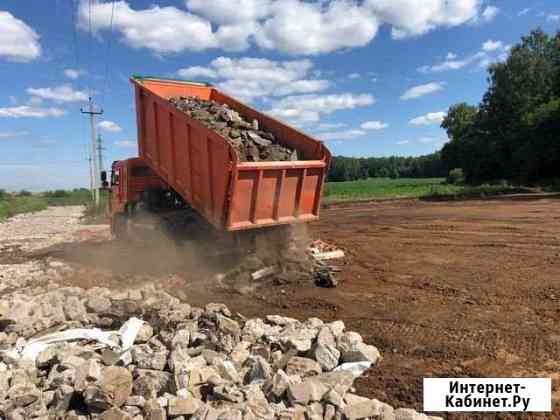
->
19;196;560;419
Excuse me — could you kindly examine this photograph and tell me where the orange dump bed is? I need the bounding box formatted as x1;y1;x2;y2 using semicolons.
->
131;76;331;232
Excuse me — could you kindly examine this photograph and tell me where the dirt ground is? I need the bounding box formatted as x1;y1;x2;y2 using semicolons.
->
4;196;560;419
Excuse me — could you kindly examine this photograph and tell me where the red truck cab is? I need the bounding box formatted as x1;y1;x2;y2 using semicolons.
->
108;157;167;235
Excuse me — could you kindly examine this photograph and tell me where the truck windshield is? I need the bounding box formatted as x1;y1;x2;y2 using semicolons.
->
111;169;120;186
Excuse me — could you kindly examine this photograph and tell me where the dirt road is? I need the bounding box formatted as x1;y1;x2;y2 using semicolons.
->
3;196;560;418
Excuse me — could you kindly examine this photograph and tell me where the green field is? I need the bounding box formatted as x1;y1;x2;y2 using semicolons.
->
323;178;532;202
0;189;107;221
0;180;536;221
323;178;461;201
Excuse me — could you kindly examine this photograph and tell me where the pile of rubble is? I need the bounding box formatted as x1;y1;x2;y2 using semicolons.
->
169;97;298;162
0;286;441;420
219;233;340;293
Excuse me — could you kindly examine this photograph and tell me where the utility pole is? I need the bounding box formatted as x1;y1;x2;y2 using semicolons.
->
97;134;105;173
81;97;103;206
87;153;94;200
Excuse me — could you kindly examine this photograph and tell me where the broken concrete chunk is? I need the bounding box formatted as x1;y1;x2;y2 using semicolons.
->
144;398;167;420
266;315;298;326
168;397;201;416
100;407;134;420
74;358;102;392
217;314;241;337
341;342;381;364
394;408;435;420
84;366;133;410
86;296;112;313
133;369;173;400
10;383;41;407
285;357;321;377
135;324;154;344
132;344;169;371
343;397;381;419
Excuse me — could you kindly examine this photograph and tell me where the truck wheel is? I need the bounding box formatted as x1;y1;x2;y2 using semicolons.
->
111;213;129;239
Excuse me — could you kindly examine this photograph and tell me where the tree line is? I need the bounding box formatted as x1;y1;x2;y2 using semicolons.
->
327;153;446;182
328;29;559;185
441;29;560;184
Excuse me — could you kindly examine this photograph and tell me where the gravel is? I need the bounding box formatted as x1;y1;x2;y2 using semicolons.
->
0;284;442;420
0;208;442;419
169;96;298;162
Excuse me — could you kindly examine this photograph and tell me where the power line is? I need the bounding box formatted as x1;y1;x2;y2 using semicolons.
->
101;0;117;107
87;0;94;99
70;0;81;72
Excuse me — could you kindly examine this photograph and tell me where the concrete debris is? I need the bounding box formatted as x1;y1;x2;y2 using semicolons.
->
169;96;298;162
308;239;345;260
0;286;433;419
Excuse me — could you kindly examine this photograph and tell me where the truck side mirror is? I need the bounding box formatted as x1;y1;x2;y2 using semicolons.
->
100;171;109;189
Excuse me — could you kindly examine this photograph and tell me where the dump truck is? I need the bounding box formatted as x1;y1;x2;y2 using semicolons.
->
105;76;331;245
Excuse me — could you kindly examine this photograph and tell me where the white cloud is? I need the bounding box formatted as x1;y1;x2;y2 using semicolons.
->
400;82;445;100
360;120;388;130
318;129;367;141
64;68;87;80
348;73;361;79
418;136;442;144
115;140;136;147
419;41;508;74
80;0;489;56
314;122;347;131
98;121;122;132
446;52;457;60
364;0;484;39
268;93;375;124
518;8;531;16
177;66;218;79
26;85;88;103
548;15;560;22
178;57;329;101
0;11;41;62
409;111;446;125
482;39;502;52
0;106;66;118
185;0;273;24
255;0;379;55
78;0;223;53
481;5;499;22
418;56;472;73
396;140;409;145
0;130;30;139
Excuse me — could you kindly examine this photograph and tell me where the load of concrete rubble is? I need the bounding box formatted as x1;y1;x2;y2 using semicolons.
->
169;97;298;163
0;286;441;420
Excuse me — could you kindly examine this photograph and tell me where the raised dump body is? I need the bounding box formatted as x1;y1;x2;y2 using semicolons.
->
131;76;331;232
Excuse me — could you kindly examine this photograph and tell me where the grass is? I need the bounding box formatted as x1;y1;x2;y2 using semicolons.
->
0;189;108;221
0;195;48;220
422;183;533;200
324;177;461;202
324;178;535;202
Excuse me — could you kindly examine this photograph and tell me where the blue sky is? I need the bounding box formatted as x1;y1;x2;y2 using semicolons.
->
0;0;558;190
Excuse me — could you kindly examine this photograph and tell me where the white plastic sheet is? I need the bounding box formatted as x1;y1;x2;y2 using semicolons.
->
1;317;144;362
333;361;372;377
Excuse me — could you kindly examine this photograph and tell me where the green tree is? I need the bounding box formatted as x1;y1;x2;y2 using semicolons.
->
440;29;560;183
